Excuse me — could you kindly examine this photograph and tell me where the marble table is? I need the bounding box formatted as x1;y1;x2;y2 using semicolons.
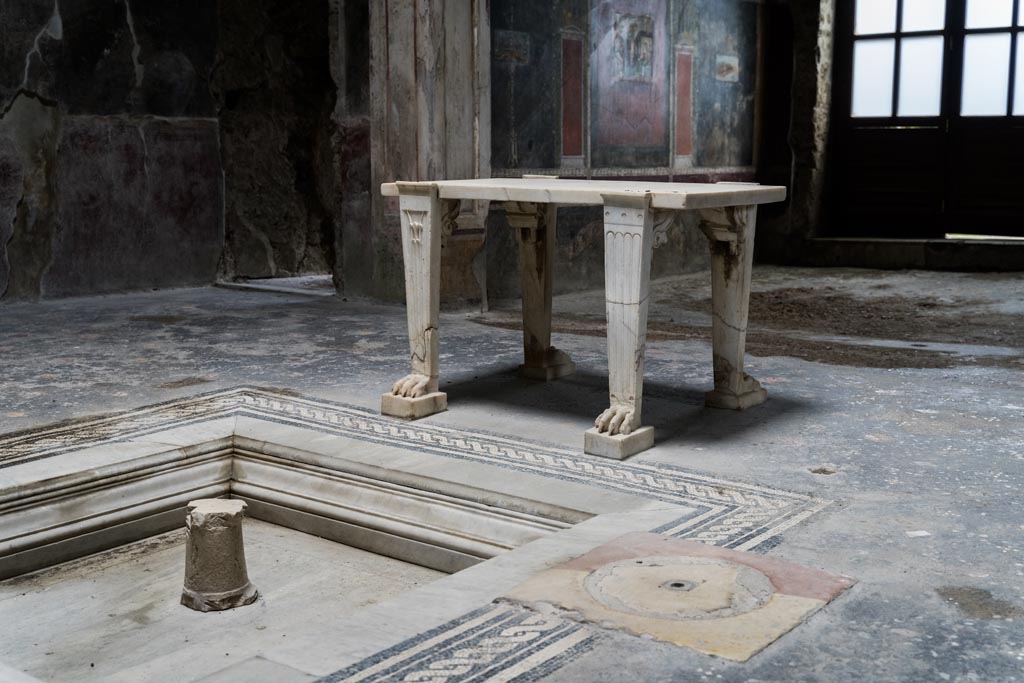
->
379;177;787;459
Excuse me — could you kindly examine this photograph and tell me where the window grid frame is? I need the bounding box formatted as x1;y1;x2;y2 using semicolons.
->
851;0;949;119
848;0;1024;119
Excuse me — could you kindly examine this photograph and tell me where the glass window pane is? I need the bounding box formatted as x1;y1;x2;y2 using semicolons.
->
903;0;946;31
1015;35;1024;114
1019;0;1024;25
961;33;1011;115
965;0;1013;28
899;37;945;115
856;0;897;34
853;39;896;116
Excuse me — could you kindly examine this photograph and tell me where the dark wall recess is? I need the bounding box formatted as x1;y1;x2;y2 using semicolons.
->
213;0;341;280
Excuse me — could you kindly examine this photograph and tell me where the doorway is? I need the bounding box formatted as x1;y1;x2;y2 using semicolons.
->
829;0;1024;238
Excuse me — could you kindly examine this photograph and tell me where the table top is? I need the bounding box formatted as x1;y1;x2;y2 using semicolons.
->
380;177;786;210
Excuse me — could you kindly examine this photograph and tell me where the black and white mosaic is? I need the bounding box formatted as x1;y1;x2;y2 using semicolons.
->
318;605;598;683
0;387;830;682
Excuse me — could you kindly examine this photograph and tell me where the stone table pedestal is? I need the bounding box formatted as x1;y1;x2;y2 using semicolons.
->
379;178;787;459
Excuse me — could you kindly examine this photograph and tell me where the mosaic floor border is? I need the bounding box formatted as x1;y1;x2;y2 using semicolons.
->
0;387;828;552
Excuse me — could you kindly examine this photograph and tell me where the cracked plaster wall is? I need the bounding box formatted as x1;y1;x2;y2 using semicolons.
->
0;0;348;299
213;0;342;282
0;0;223;299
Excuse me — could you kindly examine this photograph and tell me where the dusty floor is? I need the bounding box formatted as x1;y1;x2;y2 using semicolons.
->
480;268;1024;369
0;266;1022;682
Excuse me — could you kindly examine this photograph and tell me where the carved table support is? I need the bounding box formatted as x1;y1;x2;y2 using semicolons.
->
381;183;455;420
378;177;788;455
585;193;656;460
505;201;576;381
698;205;766;410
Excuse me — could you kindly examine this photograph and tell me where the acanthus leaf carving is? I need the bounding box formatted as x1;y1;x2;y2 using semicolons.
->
652;210;675;249
441;199;462;241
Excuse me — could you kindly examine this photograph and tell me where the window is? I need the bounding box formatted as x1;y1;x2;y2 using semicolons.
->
832;0;1024;239
850;0;1024;118
851;0;947;117
959;0;1023;116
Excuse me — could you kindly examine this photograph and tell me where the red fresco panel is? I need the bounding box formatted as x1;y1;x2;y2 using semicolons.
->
591;0;670;166
562;37;584;157
675;49;693;156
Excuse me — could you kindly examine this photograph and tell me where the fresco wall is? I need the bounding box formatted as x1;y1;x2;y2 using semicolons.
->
487;0;762;301
0;0;770;303
492;0;759;175
590;2;671;167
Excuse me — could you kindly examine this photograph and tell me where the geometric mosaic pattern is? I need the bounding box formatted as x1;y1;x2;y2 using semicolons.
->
0;387;828;552
0;387;831;683
317;605;599;683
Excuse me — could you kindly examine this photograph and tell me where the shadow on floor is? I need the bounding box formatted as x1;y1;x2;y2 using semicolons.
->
441;366;818;448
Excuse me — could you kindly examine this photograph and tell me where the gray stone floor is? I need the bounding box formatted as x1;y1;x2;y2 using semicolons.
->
1;267;1022;682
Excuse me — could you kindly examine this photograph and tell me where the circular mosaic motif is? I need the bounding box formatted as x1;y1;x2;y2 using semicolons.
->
582;555;775;621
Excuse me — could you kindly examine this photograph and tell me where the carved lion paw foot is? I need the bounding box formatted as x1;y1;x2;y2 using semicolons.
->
594;405;636;436
391;373;433;398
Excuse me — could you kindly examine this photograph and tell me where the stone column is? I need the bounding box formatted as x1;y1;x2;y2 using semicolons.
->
181;499;258;612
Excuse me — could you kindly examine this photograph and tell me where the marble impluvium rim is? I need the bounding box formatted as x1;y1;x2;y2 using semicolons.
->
0;388;835;682
0;387;829;551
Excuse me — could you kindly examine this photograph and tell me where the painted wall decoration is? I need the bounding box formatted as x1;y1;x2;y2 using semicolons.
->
492;0;758;172
682;0;758;168
675;47;694;160
612;14;655;82
490;0;561;169
715;54;740;82
562;35;585;160
590;0;670;167
494;30;531;65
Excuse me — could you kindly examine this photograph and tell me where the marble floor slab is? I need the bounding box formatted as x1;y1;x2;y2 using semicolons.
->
0;520;443;683
502;532;855;661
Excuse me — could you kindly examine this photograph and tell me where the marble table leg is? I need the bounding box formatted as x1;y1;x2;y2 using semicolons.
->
699;205;767;410
585;193;656;460
381;183;451;420
505;201;576;380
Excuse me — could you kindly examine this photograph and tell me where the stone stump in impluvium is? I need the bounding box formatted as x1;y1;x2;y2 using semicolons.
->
180;499;259;612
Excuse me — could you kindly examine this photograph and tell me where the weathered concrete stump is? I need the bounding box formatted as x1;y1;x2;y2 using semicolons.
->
180;499;258;612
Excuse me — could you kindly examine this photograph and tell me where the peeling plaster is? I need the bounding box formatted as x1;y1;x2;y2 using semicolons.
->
122;0;145;88
21;0;63;90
